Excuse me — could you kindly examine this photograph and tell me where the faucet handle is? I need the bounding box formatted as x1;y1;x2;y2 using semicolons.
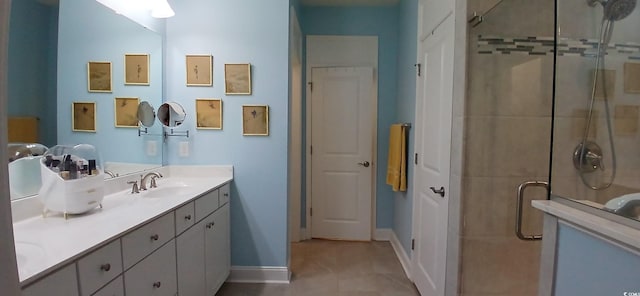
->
150;175;160;188
127;180;139;194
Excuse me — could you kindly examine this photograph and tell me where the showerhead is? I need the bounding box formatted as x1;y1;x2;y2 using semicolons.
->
588;0;637;21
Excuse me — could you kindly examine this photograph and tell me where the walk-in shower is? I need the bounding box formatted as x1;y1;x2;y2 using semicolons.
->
574;0;637;190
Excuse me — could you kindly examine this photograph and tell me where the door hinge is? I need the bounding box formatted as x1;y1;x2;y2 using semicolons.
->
414;63;421;77
310;145;313;155
411;239;415;250
414;153;418;165
308;82;313;92
310;208;313;216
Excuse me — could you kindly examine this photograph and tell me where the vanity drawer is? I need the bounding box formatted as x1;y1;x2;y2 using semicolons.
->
91;276;124;296
219;183;230;206
78;239;123;296
121;212;175;269
195;189;219;222
22;263;79;296
175;201;195;235
124;239;177;296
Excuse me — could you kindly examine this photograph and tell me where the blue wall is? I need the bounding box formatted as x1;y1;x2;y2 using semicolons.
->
554;223;640;295
8;0;57;147
300;5;400;229
58;0;163;165
165;0;290;267
393;0;418;254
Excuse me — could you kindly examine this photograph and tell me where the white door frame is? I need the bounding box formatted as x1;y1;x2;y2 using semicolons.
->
288;6;303;244
305;35;378;240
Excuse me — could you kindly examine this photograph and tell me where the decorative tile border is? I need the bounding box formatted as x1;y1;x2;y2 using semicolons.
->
477;35;640;60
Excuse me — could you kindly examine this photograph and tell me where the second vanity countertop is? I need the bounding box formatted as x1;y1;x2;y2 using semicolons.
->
12;165;233;285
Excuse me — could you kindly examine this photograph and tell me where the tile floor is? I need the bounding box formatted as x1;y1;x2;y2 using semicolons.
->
217;239;420;296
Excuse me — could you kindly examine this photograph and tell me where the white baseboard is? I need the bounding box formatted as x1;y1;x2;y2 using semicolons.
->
374;228;391;241
227;266;291;284
390;231;412;280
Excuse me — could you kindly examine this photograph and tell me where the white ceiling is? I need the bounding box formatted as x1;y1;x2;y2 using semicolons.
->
300;0;400;6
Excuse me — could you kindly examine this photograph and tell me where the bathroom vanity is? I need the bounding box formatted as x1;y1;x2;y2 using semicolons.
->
533;200;640;295
13;165;233;296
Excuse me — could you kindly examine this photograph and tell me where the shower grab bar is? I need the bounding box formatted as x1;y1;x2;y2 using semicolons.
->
516;181;549;241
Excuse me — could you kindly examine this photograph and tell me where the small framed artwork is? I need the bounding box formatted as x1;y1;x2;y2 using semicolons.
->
124;54;150;85
72;102;96;132
186;55;213;86
87;61;112;92
114;97;140;128
225;63;252;95
242;105;269;136
196;99;223;129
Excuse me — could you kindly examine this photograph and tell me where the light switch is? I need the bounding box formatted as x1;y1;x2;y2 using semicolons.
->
146;140;157;156
179;141;189;157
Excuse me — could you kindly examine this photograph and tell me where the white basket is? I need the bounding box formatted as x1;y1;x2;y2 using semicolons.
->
38;162;105;215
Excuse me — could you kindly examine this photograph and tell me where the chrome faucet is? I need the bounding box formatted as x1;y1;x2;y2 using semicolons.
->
140;172;163;191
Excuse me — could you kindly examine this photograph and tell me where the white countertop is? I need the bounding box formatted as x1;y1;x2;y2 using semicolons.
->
12;165;233;285
532;200;640;249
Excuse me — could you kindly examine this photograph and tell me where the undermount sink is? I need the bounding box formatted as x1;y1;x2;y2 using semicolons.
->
142;184;192;198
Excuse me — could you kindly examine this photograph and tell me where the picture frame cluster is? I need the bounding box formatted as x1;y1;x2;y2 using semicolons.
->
78;53;270;136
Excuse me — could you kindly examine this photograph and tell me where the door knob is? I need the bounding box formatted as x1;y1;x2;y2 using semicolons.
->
358;161;370;168
430;186;445;197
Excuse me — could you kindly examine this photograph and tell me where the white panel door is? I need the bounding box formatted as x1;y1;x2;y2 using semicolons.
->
311;67;374;241
421;0;454;35
412;15;454;296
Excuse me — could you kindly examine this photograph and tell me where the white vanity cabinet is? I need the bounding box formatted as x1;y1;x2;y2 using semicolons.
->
22;263;79;296
124;240;177;296
177;192;230;296
18;182;232;296
77;239;123;296
205;203;230;294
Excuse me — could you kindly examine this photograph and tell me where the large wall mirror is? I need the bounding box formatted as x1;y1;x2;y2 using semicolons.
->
7;0;164;200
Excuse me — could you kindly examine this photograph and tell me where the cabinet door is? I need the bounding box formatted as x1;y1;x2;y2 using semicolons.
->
176;218;206;296
205;204;230;295
92;276;124;296
77;239;122;296
22;263;79;296
124;240;177;296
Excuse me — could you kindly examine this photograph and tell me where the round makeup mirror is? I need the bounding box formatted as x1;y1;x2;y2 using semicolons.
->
137;101;157;128
157;102;186;127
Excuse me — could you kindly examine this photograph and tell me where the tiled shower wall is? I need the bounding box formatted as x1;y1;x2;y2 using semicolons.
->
461;0;554;295
552;0;640;205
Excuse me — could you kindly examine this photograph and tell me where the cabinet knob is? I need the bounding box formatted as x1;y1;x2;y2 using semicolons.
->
150;234;159;241
224;193;229;197
206;222;215;229
153;281;162;288
185;214;192;221
100;263;111;272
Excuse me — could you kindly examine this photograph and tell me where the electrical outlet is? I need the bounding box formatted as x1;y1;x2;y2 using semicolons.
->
179;141;189;157
146;140;157;156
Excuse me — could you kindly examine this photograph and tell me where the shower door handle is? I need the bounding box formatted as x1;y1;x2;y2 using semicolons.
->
516;181;549;241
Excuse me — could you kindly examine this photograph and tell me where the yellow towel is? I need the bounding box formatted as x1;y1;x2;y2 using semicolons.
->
386;124;407;192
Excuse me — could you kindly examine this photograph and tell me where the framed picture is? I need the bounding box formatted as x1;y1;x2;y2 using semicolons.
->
196;99;223;129
225;63;252;95
186;55;213;86
124;54;150;85
72;102;96;132
87;61;112;92
114;97;140;128
242;105;268;136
